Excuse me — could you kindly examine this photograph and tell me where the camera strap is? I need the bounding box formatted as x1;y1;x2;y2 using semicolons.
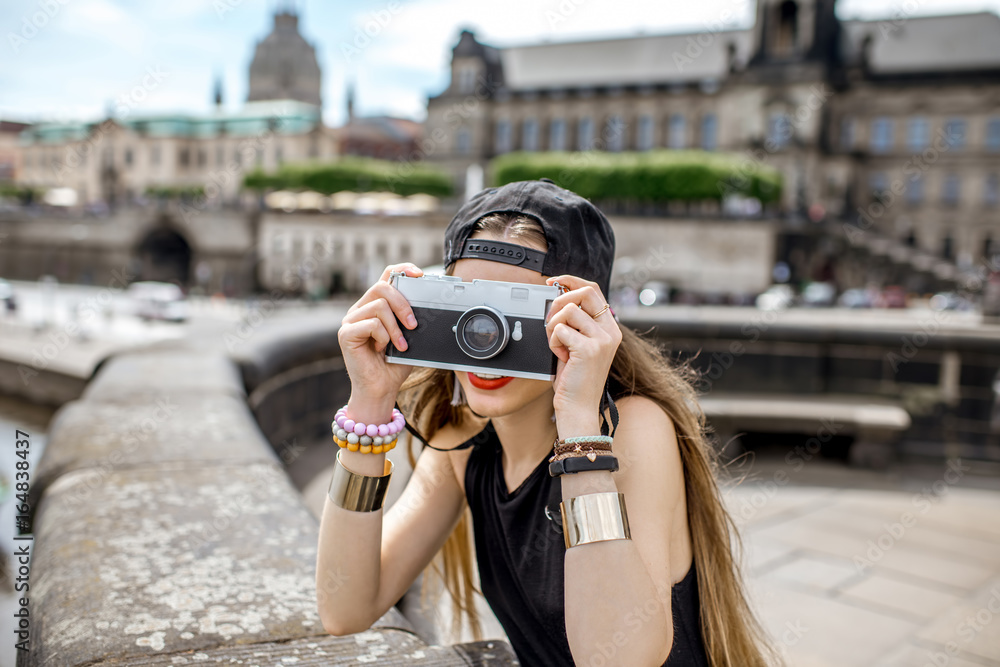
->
395;401;478;452
599;383;619;438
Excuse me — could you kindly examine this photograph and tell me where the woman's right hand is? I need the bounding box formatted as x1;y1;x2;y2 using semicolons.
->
338;263;423;422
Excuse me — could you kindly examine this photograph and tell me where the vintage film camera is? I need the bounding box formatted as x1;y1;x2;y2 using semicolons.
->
384;272;562;381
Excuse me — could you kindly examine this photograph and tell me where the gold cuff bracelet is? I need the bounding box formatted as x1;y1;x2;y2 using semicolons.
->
560;492;632;549
327;450;393;512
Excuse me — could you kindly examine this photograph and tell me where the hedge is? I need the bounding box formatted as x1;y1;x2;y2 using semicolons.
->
490;150;782;203
243;157;453;197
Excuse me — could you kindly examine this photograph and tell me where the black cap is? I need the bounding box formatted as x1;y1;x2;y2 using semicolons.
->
443;179;616;297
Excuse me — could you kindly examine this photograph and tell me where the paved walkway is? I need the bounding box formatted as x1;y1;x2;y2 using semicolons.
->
729;468;1000;667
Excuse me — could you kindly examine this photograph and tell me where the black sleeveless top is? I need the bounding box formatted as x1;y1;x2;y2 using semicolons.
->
463;422;709;666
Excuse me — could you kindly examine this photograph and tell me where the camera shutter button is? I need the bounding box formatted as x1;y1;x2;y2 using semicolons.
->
512;321;523;341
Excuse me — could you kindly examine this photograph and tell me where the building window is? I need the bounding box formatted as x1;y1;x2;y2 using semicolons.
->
767;112;791;150
637;115;654;151
840;116;855;150
905;175;924;206
255;148;263;166
457;65;477;94
577;117;593;150
985;173;999;207
197;149;206;166
151;145;161;166
549;118;566;151
124;148;133;166
986;118;1000;152
456;129;471;155
941;235;954;260
668;114;686;149
941;172;960;207
494;121;511;154
216;145;224;166
871;117;894;153
275;145;283;165
605;115;625;152
522;118;539;151
944;118;966;149
701;113;717;151
869;171;888;202
906;117;929;151
179;147;190;167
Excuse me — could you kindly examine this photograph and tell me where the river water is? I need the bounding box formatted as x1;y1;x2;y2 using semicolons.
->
0;394;54;667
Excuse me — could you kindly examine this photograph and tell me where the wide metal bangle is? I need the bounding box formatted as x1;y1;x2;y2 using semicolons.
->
560;492;631;549
327;450;393;512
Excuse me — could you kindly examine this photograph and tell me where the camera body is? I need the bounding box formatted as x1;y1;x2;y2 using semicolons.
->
385;272;560;381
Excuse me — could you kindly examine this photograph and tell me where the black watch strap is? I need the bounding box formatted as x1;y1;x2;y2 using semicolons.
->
548;455;620;478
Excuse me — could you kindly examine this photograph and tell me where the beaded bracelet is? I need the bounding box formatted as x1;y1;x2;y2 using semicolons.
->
332;405;406;454
551;435;615;463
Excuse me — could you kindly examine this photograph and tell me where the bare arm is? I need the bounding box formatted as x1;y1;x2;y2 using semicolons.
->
316;435;466;635
543;275;686;665
316;261;470;635
560;396;684;666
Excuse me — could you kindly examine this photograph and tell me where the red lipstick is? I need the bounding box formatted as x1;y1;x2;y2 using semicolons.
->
467;372;515;390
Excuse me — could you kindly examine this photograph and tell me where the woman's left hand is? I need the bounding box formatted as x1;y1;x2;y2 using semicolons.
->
544;274;622;438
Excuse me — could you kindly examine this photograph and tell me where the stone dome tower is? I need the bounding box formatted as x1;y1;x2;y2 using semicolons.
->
247;5;322;108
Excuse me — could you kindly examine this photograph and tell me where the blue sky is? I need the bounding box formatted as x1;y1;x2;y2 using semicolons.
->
2;0;1000;127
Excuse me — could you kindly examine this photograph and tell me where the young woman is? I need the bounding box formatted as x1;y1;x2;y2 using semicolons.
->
317;180;775;666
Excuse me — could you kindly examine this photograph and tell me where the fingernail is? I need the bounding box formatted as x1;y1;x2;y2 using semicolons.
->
397;336;408;350
407;315;417;327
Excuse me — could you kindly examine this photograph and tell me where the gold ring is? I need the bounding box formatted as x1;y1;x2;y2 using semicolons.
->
591;304;611;320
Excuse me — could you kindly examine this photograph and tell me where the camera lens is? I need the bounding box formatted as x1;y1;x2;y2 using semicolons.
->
455;306;509;359
463;314;499;351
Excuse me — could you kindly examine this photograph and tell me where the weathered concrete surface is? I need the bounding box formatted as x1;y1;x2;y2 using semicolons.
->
19;311;521;666
26;461;420;665
81;351;246;404
31;393;279;513
88;636;518;665
0;355;88;406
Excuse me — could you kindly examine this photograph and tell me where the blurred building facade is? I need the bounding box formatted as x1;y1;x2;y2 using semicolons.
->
0;121;31;183
13;6;341;208
426;0;1000;271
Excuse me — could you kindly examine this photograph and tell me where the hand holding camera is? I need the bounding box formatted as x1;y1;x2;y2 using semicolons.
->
542;274;622;438
338;263;424;424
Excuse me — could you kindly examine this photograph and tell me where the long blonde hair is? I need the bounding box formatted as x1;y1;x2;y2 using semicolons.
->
398;213;777;665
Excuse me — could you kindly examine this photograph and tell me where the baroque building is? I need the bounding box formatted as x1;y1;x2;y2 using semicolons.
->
425;0;1000;275
247;8;323;108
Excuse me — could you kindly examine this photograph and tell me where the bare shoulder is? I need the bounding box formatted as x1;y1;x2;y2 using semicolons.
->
612;394;684;487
